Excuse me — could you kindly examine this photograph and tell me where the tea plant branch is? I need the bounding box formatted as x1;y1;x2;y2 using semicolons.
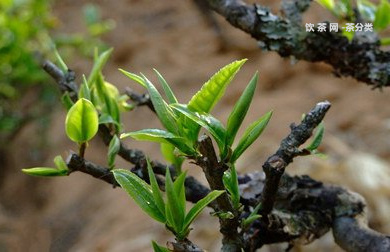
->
167;238;204;252
125;87;155;112
67;152;119;186
333;216;390;252
41;58;390;251
65;152;211;205
238;172;390;252
42;60;78;99
197;135;242;252
42;60;213;204
206;0;390;88
42;60;158;166
259;101;331;218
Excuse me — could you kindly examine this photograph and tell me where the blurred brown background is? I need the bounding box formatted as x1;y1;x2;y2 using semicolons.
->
1;0;389;251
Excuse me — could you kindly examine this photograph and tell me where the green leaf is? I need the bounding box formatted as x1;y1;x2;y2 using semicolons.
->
248;202;262;219
342;26;355;42
87;48;113;87
316;0;335;11
107;135;120;168
54;47;68;72
242;202;262;227
380;37;390;46
119;69;146;88
173;171;187;221
151;241;170;252
96;74;121;129
142;74;178;134
122;129;195;156
146;160;166;217
185;59;246;142
79;75;91;100
53;155;68;172
160;143;184;172
305;122;325;151
98;113;121;126
103;81;120;98
160;144;176;164
374;0;390;31
65;98;99;143
226;72;258;149
61;92;74;111
222;165;240;209
112;169;166;223
121;129;181;144
22;167;68;177
188;59;247;113
183;190;224;233
357;0;377;22
154;69;178;104
242;214;261;227
165;168;185;234
231;111;272;163
335;0;354;19
171;104;226;152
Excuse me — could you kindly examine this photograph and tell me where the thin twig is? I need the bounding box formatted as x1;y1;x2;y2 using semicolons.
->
259;101;331;217
65;152;211;205
125;87;155;112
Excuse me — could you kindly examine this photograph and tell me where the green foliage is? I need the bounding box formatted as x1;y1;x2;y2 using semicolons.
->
186;59;247;141
118;69;146;88
182;190;224;233
121;129;185;146
0;0;113;144
357;0;377;22
65;98;99;143
171;104;227;153
61;93;75;111
0;0;57;141
121;60;271;166
316;0;390;42
242;203;262;228
154;69;178;104
79;75;92;100
187;59;247;114
230;111;273;163
305;122;325;152
86;49;132;131
151;241;170;252
147;161;166;216
165;168;186;236
225;72;258;156
160;143;184;173
107;135;120;168
316;0;354;20
22;52;330;251
113;169;166;223
317;0;335;10
142;74;178;134
113;161;224;240
22;155;68;177
22;167;68;177
21;48;333;250
373;0;390;31
87;48;113;86
223;165;240;209
116;61;276;244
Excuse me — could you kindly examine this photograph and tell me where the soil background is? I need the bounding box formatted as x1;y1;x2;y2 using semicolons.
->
1;0;390;251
